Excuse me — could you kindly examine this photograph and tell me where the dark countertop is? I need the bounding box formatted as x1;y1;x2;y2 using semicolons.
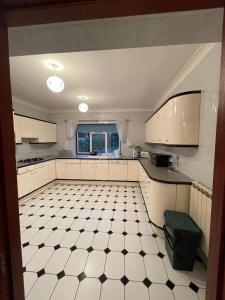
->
138;158;192;185
17;155;192;185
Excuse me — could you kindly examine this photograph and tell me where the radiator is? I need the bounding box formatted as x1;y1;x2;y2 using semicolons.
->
189;181;212;257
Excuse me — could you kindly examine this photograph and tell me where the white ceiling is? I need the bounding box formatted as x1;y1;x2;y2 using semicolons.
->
10;44;201;112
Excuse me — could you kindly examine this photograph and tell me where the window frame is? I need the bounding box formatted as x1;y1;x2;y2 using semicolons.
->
76;132;90;154
90;131;107;154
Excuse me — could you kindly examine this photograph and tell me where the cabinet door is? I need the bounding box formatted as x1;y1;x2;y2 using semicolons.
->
145;119;151;143
80;162;95;180
170;93;200;145
66;162;81;179
160;103;171;144
56;160;66;179
38;122;57;143
21;116;39;139
108;161;128;181
95;163;109;180
35;166;48;188
13;115;22;143
127;161;139;181
47;160;56;182
17;172;34;198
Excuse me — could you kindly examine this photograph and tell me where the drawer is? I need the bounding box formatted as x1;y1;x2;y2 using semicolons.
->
109;160;127;165
94;160;109;164
81;159;95;164
66;159;80;164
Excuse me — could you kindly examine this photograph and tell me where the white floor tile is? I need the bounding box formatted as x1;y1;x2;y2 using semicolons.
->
26;274;57;300
67;208;81;218
79;209;91;219
173;286;199;300
50;276;79;300
22;245;38;266
137;212;149;222
76;231;94;248
125;253;145;281
84;250;106;277
76;278;101;300
141;235;158;254
125;221;139;234
21;228;39;244
57;218;75;230
101;210;114;220
98;220;111;232
111;220;124;233
64;249;88;276
100;279;124;300
125;211;137;221
71;218;86;231
149;284;174;300
20;216;39;227
29;229;52;246
23;272;37;296
139;222;153;235
125;281;149;300
60;230;80;248
163;256;190;286
44;230;66;247
125;234;141;252
89;209;102;219
92;232;109;250
84;219;99;231
108;233;124;251
156;237;167;256
32;216;51;228
113;211;125;220
198;288;206;300
26;247;55;272
187;261;207;288
45;248;71;274
105;252;124;279
144;255;168;283
44;217;63;229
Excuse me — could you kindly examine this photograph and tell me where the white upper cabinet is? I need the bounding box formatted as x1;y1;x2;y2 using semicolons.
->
14;114;57;143
145;91;201;146
13;114;22;143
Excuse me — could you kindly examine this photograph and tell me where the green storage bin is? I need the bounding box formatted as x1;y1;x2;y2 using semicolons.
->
164;210;202;271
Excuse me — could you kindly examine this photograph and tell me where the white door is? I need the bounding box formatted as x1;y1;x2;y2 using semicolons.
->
13;115;22;143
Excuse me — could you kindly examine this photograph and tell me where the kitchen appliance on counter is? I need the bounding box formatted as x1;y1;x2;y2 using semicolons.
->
132;146;141;158
18;157;44;163
151;153;172;167
141;151;149;158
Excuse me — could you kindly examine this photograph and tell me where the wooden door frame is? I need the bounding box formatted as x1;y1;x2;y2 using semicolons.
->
0;1;225;299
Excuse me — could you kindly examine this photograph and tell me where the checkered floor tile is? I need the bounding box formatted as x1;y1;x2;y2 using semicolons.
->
19;182;207;300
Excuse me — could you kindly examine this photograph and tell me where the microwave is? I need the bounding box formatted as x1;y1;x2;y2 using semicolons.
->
151;153;172;167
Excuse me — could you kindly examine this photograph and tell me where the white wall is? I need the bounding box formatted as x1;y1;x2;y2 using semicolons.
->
47;111;152;156
150;43;221;188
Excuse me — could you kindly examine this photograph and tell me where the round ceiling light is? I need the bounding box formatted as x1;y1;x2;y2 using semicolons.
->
78;103;89;113
78;95;89;100
47;75;65;93
44;59;64;71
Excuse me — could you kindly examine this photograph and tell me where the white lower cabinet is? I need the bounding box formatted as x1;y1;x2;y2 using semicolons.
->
65;160;81;179
127;160;139;181
56;160;66;179
95;162;109;180
80;160;95;180
108;160;128;181
17;160;56;198
139;165;190;235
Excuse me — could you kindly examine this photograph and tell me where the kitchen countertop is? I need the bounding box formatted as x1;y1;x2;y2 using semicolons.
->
17;155;192;185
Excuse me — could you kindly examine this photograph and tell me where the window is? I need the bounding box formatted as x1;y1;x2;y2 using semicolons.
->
76;123;119;155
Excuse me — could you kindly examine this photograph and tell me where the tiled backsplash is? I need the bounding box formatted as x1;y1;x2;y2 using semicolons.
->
16;142;57;161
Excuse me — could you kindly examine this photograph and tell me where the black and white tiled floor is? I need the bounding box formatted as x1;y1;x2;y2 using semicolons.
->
19;182;207;300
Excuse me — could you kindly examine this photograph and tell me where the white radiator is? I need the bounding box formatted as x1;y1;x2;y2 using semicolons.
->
189;181;212;257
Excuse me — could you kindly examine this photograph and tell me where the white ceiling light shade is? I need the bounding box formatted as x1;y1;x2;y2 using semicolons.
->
44;59;64;71
47;75;65;93
78;103;89;113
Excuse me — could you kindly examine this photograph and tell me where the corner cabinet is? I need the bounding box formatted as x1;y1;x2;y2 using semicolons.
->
13;113;57;143
145;91;201;146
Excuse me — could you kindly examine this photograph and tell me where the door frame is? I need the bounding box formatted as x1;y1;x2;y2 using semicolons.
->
0;1;225;300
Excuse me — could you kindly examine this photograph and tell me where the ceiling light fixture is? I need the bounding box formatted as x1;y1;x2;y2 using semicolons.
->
44;59;64;71
78;95;89;100
47;75;65;93
78;103;89;113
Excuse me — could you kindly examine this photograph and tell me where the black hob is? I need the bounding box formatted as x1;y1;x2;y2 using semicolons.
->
18;157;44;163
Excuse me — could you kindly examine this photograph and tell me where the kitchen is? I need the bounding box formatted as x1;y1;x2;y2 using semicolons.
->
5;7;223;300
